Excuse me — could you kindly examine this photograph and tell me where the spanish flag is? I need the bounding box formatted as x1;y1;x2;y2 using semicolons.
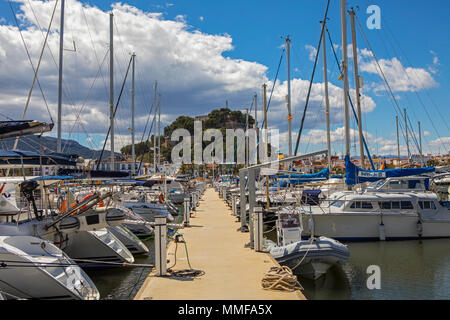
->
338;73;343;81
379;162;385;170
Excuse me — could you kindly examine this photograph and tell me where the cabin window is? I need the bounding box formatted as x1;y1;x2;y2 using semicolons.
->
389;181;401;189
392;201;400;209
350;201;360;209
408;180;422;189
380;201;391;210
419;201;436;210
362;202;373;209
401;201;414;210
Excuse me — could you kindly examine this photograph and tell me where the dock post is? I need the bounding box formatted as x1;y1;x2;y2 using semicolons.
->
232;194;237;216
192;192;197;211
154;216;167;276
254;206;263;252
183;197;190;226
239;169;247;229
248;168;256;247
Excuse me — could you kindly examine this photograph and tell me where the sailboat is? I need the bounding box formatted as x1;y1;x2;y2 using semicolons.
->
0;235;99;299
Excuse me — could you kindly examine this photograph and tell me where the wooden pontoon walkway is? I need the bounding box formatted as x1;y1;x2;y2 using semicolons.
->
135;188;305;300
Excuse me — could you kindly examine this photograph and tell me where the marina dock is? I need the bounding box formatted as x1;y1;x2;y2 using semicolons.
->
135;188;305;300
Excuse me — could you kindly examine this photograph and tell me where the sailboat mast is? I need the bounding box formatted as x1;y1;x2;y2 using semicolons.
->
131;53;136;175
158;93;161;167
57;0;65;153
349;8;365;169
153;81;158;173
321;20;332;172
245;108;249;167
109;12;115;171
396;115;400;161
404;108;409;163
254;93;258;129
340;0;351;159
418;121;422;155
263;83;269;210
286;36;293;157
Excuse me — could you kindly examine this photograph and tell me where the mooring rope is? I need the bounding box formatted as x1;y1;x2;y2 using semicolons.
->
261;266;303;292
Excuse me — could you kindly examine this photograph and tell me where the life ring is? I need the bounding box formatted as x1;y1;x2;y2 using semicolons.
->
158;192;165;204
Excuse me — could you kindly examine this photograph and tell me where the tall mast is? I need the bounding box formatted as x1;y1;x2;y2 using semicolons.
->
245;108;249;167
131;53;136;175
286;36;293;157
404;108;409;163
349;8;365;169
340;0;351;159
396;115;400;161
109;12;115;171
418;120;422;155
158;93;161;167
254;93;258;129
321;20;332;172
153;81;158;173
57;0;65;153
263;84;269;210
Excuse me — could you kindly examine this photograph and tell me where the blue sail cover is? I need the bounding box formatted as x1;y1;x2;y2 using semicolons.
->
0;149;77;166
277;167;329;186
345;155;435;185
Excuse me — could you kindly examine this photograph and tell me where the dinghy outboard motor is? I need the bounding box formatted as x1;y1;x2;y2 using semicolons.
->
20;180;43;220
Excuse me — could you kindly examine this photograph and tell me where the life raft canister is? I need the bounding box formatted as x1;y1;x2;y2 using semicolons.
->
158;192;165;204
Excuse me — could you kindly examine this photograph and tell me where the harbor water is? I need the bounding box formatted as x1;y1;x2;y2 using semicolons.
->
89;220;450;299
300;238;450;300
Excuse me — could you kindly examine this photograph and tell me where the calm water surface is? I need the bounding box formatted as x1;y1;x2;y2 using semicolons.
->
87;223;450;299
300;239;450;300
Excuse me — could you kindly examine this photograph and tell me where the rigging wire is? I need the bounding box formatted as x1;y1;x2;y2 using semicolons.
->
293;0;330;156
62;50;110;152
353;13;445;155
8;0;55;127
95;55;133;169
325;27;376;169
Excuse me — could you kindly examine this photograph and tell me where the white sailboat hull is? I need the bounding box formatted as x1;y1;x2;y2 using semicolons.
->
0;236;99;300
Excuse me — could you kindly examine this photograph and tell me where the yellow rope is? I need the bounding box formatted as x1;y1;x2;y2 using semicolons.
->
261;266;303;292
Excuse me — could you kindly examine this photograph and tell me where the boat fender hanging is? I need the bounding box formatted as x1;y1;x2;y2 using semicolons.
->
158;192;165;204
379;222;386;241
417;220;423;238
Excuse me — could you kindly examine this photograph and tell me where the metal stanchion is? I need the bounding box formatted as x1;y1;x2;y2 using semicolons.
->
232;194;237;216
154;216;167;276
183;197;190;226
254;207;263;252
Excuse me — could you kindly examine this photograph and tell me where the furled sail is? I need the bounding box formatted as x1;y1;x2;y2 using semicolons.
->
0;120;53;140
345;155;434;185
278;167;330;186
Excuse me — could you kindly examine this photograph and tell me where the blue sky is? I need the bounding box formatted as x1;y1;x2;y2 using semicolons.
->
0;0;448;157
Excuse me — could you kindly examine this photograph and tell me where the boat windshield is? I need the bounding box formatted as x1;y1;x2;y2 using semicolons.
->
330;200;344;208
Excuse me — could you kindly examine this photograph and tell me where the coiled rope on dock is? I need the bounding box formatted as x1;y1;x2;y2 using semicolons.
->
261;266;303;292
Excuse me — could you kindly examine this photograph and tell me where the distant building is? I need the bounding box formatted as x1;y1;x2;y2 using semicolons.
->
195;115;209;122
